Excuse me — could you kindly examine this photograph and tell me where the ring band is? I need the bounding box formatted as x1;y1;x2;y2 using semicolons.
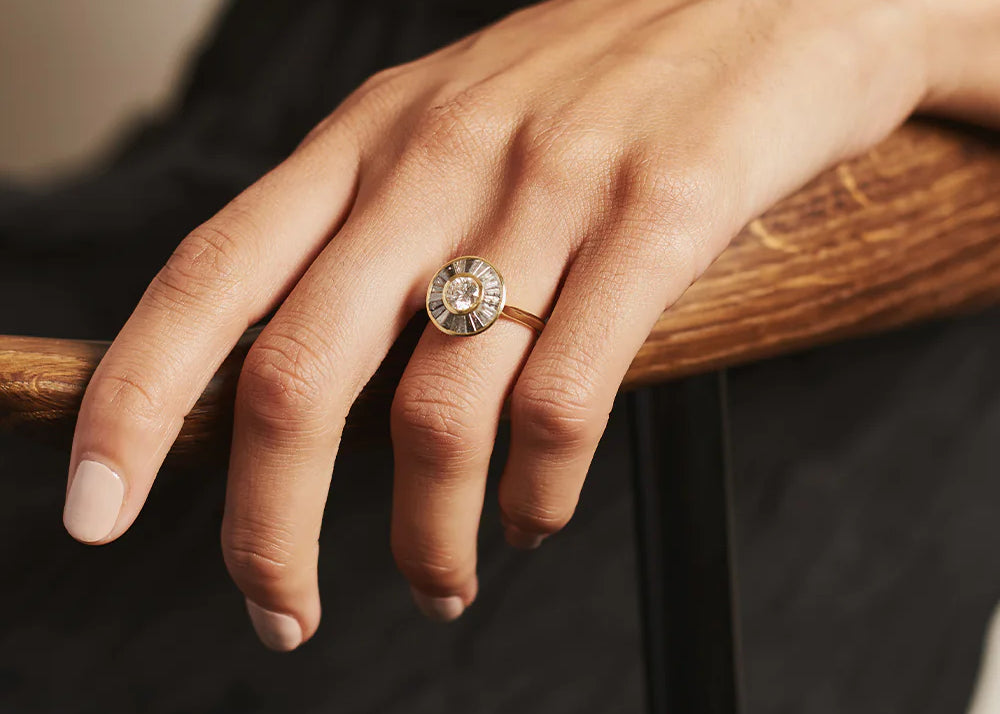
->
499;305;546;333
426;256;546;337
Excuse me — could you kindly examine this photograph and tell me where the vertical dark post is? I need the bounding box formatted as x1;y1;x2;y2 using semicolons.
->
628;371;743;714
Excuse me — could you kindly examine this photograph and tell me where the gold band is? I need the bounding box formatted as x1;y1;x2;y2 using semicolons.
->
501;305;546;334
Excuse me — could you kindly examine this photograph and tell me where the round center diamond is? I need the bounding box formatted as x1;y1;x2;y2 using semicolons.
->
443;275;482;313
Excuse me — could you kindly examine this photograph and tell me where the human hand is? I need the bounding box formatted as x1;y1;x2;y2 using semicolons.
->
63;0;954;650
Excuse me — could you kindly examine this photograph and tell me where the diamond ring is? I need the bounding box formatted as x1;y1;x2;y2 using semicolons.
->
425;256;546;337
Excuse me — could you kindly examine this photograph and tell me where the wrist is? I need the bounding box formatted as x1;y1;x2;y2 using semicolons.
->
823;0;936;151
916;0;1000;126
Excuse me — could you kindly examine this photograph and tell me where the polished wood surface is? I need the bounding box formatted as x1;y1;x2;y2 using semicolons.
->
626;121;1000;387
2;120;999;455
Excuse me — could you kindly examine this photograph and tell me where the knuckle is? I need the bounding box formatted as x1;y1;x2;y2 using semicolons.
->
516;118;617;195
409;82;514;162
511;370;605;450
354;65;409;103
88;368;165;422
151;223;248;312
392;538;472;593
508;117;621;244
327;66;411;142
239;331;330;424
222;518;298;589
391;373;482;462
620;153;712;232
501;498;575;536
611;152;719;280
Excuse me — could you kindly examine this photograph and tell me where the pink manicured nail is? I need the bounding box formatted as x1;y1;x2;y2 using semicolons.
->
410;587;466;622
245;599;303;651
63;460;124;543
504;525;546;550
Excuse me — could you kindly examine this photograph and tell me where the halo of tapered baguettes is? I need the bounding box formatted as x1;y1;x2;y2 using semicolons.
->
426;256;506;336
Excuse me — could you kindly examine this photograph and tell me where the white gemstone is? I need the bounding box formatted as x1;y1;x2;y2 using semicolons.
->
444;276;482;313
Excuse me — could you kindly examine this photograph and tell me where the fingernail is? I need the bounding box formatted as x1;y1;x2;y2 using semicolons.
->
245;599;303;651
63;460;124;543
504;525;546;550
410;587;466;622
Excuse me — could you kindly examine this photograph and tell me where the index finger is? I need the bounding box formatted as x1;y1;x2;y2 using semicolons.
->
62;124;362;544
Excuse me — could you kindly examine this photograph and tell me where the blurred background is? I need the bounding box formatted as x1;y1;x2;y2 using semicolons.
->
0;0;224;182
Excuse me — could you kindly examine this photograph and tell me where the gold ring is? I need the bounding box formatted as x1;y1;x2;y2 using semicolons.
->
426;256;546;337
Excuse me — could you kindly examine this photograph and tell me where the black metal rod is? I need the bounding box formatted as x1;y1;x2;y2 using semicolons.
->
628;371;743;714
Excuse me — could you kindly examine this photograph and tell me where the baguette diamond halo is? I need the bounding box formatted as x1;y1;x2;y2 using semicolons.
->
426;255;546;337
426;257;505;336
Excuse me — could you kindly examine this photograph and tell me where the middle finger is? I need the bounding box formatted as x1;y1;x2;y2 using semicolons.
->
221;130;499;649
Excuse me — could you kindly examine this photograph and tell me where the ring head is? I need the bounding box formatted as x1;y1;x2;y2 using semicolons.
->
426;256;506;336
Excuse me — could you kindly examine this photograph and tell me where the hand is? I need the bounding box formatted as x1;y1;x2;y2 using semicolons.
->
63;0;943;650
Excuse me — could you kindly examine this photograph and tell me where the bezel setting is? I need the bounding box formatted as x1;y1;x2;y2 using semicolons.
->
441;274;484;314
426;256;506;336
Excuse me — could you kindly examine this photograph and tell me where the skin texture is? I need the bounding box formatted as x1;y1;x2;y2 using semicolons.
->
62;0;999;650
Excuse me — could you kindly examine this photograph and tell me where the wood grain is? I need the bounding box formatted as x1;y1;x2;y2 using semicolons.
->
2;120;999;457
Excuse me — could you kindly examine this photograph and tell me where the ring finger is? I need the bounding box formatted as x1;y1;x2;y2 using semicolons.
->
389;183;586;620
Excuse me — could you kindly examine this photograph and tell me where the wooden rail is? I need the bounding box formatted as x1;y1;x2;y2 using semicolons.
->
2;120;999;456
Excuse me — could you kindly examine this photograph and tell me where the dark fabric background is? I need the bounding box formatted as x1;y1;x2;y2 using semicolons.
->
1;1;999;712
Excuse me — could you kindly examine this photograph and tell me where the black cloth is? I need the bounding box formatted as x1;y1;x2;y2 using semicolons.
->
1;1;999;712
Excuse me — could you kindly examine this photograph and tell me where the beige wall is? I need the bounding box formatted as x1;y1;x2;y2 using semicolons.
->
0;0;225;182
